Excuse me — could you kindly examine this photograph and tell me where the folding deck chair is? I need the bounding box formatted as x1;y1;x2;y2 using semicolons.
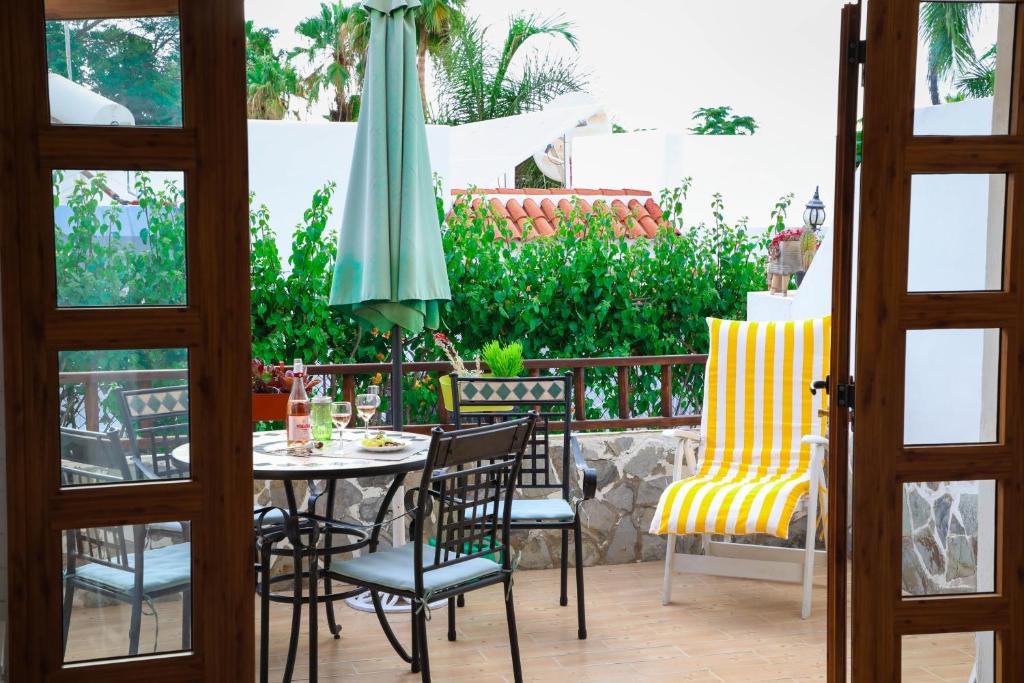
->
651;316;830;619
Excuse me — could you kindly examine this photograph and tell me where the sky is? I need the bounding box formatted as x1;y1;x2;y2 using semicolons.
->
245;0;849;139
242;0;1005;234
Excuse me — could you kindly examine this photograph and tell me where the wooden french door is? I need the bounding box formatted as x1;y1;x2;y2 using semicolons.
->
0;0;253;680
854;0;1024;680
828;3;861;682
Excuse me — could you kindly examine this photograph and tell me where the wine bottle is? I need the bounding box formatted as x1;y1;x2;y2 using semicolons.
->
286;358;312;446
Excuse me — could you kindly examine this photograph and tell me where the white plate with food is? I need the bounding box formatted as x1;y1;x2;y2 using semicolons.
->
359;433;408;453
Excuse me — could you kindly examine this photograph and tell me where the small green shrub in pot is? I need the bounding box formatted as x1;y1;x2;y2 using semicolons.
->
481;340;524;377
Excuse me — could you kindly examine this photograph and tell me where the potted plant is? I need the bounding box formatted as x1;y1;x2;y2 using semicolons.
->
251;358;321;422
436;334;523;412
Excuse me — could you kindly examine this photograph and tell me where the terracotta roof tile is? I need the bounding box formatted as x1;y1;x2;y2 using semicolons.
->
628;199;660;238
540;198;560;229
644;198;663;221
506;200;526;222
447;188;669;241
521;199;554;237
489;198;521;239
611;200;643;238
488;197;510;219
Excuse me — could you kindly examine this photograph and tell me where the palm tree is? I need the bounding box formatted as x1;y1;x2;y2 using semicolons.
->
920;2;980;105
432;13;586;126
956;43;997;99
290;2;369;122
413;0;466;120
245;21;299;120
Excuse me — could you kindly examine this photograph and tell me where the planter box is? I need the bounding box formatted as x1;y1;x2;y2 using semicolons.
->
439;374;512;413
252;393;288;422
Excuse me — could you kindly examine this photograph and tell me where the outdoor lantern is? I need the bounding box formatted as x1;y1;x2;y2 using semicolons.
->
802;186;826;231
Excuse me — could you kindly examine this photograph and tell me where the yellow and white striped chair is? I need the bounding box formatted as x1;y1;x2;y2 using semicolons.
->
650;316;830;619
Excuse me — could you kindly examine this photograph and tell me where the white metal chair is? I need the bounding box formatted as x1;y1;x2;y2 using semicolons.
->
650;316;830;619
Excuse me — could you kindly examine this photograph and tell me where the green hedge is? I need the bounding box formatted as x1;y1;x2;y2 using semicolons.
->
56;172;788;428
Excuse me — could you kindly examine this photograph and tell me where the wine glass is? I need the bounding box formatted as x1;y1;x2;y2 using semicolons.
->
355;391;380;438
331;401;352;452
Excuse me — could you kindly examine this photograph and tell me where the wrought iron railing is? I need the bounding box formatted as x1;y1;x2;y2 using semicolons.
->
60;354;708;434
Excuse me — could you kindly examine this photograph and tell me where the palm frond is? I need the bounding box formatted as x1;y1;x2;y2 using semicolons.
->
955;43;997;98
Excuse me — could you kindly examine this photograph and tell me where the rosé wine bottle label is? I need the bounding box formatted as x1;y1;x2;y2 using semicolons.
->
288;416;312;442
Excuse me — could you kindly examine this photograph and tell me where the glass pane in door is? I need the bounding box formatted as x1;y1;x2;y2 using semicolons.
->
913;3;1017;136
61;521;191;663
53;169;187;307
59;348;190;483
903;329;1000;446
908;174;1005;293
902;631;994;682
902;480;996;597
44;11;182;127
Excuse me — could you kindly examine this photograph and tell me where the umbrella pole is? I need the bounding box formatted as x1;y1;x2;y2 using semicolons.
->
391;324;403;431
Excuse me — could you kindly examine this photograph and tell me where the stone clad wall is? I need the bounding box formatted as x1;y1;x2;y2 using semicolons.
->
253;429;812;573
515;431;689;568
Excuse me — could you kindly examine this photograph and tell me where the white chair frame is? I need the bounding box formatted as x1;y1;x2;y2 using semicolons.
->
660;429;827;619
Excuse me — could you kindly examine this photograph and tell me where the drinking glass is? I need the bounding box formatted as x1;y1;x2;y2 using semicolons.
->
355;391;380;437
331;401;352;451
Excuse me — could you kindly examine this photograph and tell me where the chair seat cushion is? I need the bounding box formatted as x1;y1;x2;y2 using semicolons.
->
330;543;502;594
508;498;575;522
467;498;576;522
148;520;185;535
650;472;814;538
73;542;191;595
253;506;286;526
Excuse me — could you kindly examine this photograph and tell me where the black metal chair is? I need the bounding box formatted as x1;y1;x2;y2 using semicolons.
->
59;430;191;658
449;373;596;639
329;416;537;683
117;384;190;479
60;427;133;480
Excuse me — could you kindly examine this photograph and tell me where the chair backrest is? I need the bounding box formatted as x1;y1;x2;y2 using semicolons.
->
61;464;146;585
60;427;132;481
117;385;189;479
699;316;831;479
414;415;536;586
450;374;572;497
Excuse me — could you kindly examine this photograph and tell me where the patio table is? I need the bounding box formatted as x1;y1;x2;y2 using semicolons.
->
170;429;430;683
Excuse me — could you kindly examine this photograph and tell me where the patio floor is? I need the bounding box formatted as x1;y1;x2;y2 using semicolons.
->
64;560;977;682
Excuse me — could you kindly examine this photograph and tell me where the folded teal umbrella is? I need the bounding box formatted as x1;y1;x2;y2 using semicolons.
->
329;0;451;428
330;0;450;333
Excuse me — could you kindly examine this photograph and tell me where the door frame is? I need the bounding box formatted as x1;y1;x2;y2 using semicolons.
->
0;0;253;679
827;3;861;681
854;0;1024;680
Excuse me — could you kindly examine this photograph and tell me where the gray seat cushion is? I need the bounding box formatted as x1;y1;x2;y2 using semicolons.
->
468;498;576;522
148;520;185;535
253;506;286;526
73;542;191;595
330;543;502;594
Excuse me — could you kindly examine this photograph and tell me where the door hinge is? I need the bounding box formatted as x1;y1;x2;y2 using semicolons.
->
848;39;866;65
837;382;855;409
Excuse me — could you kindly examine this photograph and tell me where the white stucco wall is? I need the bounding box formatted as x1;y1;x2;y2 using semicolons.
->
247;120;453;264
574;131;836;231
